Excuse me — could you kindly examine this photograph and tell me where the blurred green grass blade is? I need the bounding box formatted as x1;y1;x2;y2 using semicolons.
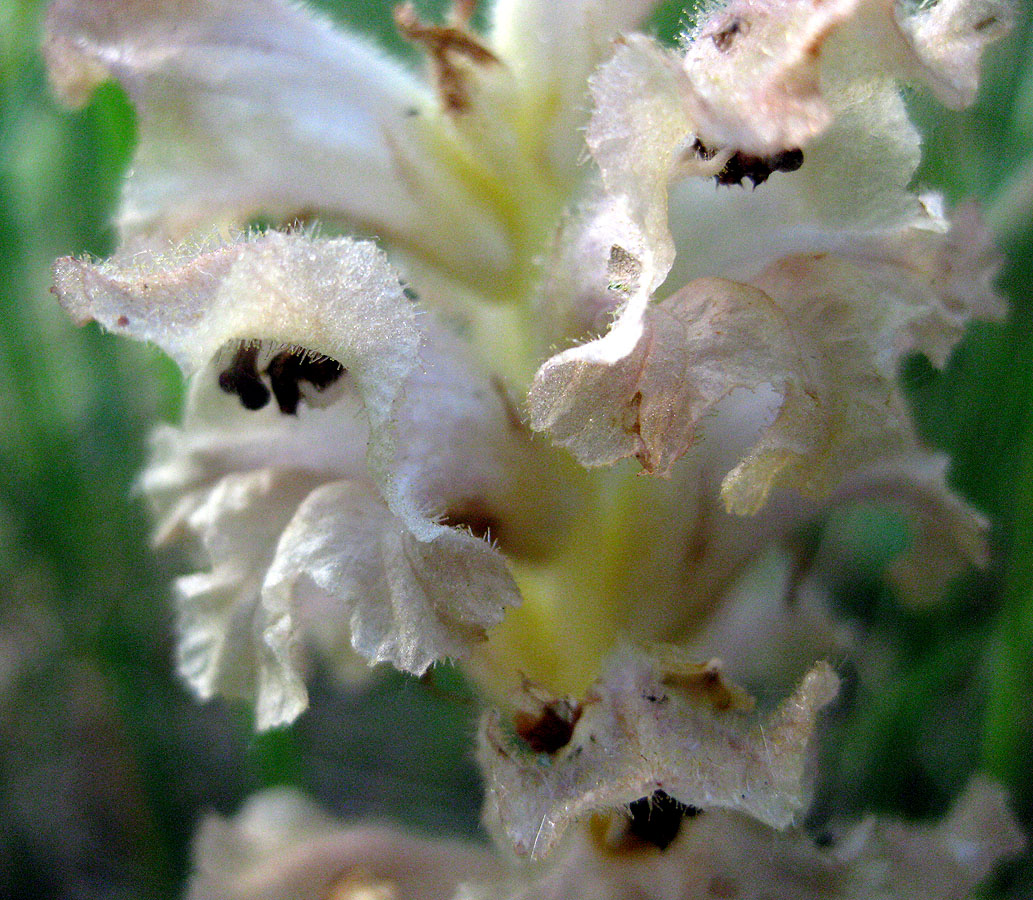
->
982;407;1033;786
829;629;987;816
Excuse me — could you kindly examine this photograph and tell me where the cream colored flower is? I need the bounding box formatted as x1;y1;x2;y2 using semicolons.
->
47;0;1020;891
184;788;502;900
185;775;1024;900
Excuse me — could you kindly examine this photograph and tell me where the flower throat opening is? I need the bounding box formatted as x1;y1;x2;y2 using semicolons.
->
217;341;346;415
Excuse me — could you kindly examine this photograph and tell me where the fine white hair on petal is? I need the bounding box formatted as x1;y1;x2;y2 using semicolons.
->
530;276;800;473
148;351;535;730
51;231;419;383
141;368;374;719
529;203;998;610
170;467;336;720
52;232;419;492
578;0;1010;297
580;19;933;308
544;3;999;519
906;0;1014;107
586;35;693;289
718;241;1001;514
480;646;839;859
532;196;640;350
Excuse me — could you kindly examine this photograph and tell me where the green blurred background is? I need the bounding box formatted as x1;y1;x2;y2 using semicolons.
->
1;0;1032;897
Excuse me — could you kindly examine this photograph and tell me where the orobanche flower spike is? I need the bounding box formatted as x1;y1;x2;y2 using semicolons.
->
47;0;1024;896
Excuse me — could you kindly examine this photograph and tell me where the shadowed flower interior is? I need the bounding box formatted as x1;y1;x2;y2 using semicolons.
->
44;0;1025;896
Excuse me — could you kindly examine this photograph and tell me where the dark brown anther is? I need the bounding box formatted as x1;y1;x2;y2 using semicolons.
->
266;352;303;415
514;698;582;754
299;354;347;390
767;147;805;176
692;139;804;188
711;15;746;52
627;790;700;850
218;343;271;411
266;350;345;415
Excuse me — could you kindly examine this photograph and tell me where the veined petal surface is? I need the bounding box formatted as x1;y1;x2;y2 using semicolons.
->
531;210;1002;523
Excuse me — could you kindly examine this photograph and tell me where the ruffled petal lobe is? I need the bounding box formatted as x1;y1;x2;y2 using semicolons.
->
480;646;838;859
53;233;545;727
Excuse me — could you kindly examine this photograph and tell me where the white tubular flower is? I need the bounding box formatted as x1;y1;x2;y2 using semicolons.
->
44;0;658;727
52;232;568;729
185;788;502;900
461;777;1025;900
187;779;1024;900
46;0;1022;893
530;2;1009;502
43;0;658;316
480;648;840;858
